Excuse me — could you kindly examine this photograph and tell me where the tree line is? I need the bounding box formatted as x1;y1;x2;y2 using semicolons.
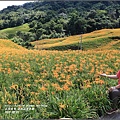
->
0;1;120;48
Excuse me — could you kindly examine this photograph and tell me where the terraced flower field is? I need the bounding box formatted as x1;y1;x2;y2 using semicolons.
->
32;28;120;50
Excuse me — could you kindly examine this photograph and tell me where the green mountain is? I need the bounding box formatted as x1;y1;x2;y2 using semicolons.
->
0;1;120;48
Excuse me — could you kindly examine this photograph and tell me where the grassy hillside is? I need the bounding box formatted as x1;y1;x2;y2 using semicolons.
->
0;23;30;39
32;28;120;50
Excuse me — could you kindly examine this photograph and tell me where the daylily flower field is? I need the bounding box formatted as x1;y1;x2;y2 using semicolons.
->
1;39;120;119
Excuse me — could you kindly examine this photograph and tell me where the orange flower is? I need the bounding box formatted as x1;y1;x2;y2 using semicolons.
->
51;92;55;95
62;84;70;91
99;80;105;85
66;75;70;80
86;84;91;88
31;92;35;95
14;101;18;105
24;78;28;81
83;84;92;89
10;84;18;90
93;80;105;85
7;100;12;104
69;64;76;71
35;100;40;104
60;73;65;79
53;72;59;78
59;103;66;110
52;83;62;91
7;68;11;74
30;100;34;104
26;84;31;87
66;80;73;86
40;86;47;91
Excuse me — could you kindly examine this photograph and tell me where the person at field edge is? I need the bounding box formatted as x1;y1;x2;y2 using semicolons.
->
100;70;120;114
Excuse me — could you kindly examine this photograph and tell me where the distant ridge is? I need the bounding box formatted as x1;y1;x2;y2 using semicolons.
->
32;28;120;50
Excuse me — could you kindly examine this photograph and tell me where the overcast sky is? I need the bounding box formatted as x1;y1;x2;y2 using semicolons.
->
0;1;34;11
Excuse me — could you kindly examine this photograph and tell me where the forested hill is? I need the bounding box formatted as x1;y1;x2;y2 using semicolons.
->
0;1;120;48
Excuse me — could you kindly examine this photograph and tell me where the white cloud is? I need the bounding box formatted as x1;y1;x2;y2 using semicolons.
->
0;1;34;11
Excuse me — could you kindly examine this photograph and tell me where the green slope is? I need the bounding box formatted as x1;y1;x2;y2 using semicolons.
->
0;23;30;39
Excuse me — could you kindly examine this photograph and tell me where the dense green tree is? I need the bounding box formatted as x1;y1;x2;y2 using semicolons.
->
67;13;80;35
0;22;4;29
54;24;63;33
87;10;97;19
87;19;96;32
74;18;87;34
116;9;120;19
3;20;9;28
9;18;17;27
16;31;36;42
29;20;36;28
11;36;34;49
36;28;46;39
36;22;43;29
16;18;24;26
